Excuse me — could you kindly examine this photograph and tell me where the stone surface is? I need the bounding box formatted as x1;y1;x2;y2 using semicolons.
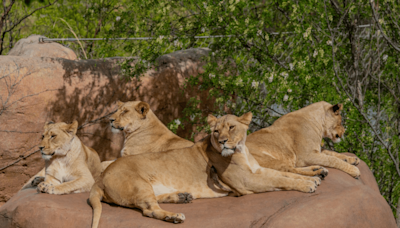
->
0;156;395;228
0;47;212;205
7;35;78;60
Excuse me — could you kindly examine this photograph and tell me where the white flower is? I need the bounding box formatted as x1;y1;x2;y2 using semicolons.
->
383;54;388;61
268;75;273;83
159;35;164;40
287;89;292;93
257;30;262;36
203;2;207;8
251;80;259;88
289;63;294;71
283;94;289;101
281;72;289;79
327;40;332;45
174;119;181;125
212;52;215;56
201;27;205;33
294;81;298;85
116;16;121;21
209;73;215;79
313;50;318;58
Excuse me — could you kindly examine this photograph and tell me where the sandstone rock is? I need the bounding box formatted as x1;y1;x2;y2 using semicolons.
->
7;35;77;60
0;156;395;228
0;48;212;205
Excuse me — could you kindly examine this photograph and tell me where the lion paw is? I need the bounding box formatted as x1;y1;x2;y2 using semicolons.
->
31;176;45;187
310;176;321;186
351;166;361;179
37;182;55;194
344;156;360;166
301;180;317;193
165;213;185;224
177;192;193;204
313;167;329;179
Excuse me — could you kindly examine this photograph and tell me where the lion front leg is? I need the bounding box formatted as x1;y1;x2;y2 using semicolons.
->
243;168;317;194
38;174;94;194
321;149;360;165
305;153;360;178
280;171;322;186
287;166;329;179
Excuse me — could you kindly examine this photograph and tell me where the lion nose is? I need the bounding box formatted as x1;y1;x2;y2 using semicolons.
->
336;134;340;138
219;139;227;144
39;146;44;151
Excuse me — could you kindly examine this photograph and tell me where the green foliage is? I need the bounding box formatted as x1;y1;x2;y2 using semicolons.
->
31;0;127;58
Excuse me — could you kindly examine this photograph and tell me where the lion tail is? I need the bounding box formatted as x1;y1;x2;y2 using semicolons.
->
89;180;104;228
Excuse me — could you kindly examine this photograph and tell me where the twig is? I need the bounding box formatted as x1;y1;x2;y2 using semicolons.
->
57;18;88;59
370;0;400;52
0;149;39;172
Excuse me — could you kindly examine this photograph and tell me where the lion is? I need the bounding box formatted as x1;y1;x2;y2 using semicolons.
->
89;112;320;227
100;100;194;171
21;121;102;194
246;101;360;179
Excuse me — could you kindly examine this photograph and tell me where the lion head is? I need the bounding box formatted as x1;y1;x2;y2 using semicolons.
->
38;121;78;160
207;112;252;157
323;103;345;143
109;101;151;134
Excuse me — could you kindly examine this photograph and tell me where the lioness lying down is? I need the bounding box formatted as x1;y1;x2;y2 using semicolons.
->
89;113;320;227
100;100;194;171
247;102;360;178
23;121;102;194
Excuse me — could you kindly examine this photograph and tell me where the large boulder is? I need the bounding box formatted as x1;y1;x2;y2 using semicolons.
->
0;47;212;206
0;154;395;228
7;35;78;60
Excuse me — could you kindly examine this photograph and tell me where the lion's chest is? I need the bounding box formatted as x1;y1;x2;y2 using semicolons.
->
47;161;76;183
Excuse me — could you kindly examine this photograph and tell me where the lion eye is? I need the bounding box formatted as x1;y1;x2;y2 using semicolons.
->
121;110;128;114
51;135;56;139
214;130;219;133
41;135;44;140
229;126;235;130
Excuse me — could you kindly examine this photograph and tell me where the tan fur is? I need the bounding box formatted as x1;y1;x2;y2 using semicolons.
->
246;101;360;178
100;101;194;170
89;113;319;227
22;121;102;194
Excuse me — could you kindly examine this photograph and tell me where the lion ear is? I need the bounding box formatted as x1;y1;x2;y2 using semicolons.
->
135;102;150;119
237;112;252;126
116;100;124;107
44;121;55;129
207;114;218;127
66;120;78;135
331;104;343;115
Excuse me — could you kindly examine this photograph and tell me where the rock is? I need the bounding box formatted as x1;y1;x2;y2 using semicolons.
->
0;48;212;205
7;35;77;60
0;156;395;228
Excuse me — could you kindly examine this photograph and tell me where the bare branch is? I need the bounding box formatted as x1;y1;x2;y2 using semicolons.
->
370;0;400;52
